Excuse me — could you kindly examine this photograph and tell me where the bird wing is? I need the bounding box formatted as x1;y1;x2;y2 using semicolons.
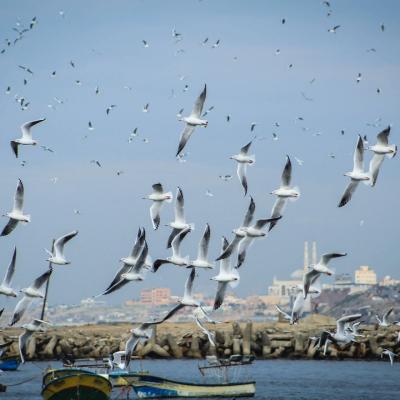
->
383;307;393;321
242;196;255;227
175;187;185;224
368;153;385;187
176;124;195;157
197;223;211;261
237;236;253;268
19;330;32;364
353;135;365;172
160;303;186;322
10;141;19;158
124;335;140;369
292;292;305;321
303;269;320;299
190;85;207;117
10;296;31;326
320;253;347;266
216;234;242;261
133;242;149;274
3;246;17;286
239;141;252;156
54;230;78;258
376;126;390;145
130;228;146;258
337;314;362;334
150;202;163;230
275;305;291;320
14;179;24;212
20;118;45;140
253;216;282;230
269;198;286;231
0;218;18;237
183;268;196;299
237;163;248;195
213;282;227;310
167;228;182;249
281;156;292;187
32;269;52;290
171;227;191;258
338;180;359;208
101;278;129;296
195;316;215;346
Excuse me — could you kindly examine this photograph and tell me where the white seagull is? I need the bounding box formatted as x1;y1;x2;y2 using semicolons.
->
0;247;17;297
195;316;216;346
269;156;300;231
381;349;397;366
153;228;191;271
376;308;394;327
1;179;30;237
19;319;50;363
190;224;214;269
212;237;240;310
167;187;194;248
10;269;52;325
230;141;255;196
46;231;78;265
302;253;347;299
176;85;208;156
338;135;370;207
368;126;397;186
144;183;173;230
10;118;46;158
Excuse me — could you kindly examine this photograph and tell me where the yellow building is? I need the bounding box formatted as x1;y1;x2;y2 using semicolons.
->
354;266;377;285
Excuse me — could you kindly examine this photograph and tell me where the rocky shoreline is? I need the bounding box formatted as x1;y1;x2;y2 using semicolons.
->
1;316;399;362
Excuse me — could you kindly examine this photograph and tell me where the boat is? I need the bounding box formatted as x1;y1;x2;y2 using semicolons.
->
0;355;21;371
41;368;112;400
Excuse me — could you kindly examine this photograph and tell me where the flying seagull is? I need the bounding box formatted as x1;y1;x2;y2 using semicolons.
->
338;135;369;207
269;156;300;231
1;179;30;236
45;231;78;265
381;349;396;366
10;269;52;325
368;126;397;186
166;187;194;248
190;224;214;269
176;85;208;157
10;118;46;158
230;141;255;196
376;308;394;327
195;316;216;346
0;247;17;297
303;253;347;298
144;183;173;230
212;238;240;310
19;319;50;363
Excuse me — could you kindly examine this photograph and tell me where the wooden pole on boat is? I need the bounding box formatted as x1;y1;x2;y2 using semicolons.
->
40;240;55;321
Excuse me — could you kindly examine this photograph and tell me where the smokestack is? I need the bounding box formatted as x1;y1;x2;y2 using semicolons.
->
304;241;309;272
312;241;317;265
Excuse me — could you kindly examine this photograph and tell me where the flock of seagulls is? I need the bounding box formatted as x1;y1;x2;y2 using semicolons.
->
0;4;398;372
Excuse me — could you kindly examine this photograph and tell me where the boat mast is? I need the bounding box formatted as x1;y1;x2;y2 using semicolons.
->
40;240;55;321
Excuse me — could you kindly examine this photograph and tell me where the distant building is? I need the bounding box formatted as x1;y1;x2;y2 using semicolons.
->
355;266;377;285
380;275;400;286
334;273;354;289
140;288;171;305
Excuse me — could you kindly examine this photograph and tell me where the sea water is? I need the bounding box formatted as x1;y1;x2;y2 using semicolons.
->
1;359;398;399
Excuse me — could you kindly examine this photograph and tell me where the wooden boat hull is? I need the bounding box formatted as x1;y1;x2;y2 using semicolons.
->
0;356;20;371
42;369;112;400
131;374;256;398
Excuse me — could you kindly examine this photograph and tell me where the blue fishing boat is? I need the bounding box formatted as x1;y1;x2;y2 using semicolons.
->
0;356;21;371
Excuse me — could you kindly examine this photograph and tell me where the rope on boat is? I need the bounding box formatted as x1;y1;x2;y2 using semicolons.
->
6;374;39;386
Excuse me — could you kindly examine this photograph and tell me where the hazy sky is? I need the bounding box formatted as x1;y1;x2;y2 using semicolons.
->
0;0;399;309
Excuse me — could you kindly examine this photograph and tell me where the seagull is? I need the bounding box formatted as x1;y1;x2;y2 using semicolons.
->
212;238;240;310
176;85;207;156
380;23;385;32
124;321;164;369
1;179;30;237
10;269;52;325
88;121;94;130
106;105;117;115
0;247;17;297
219;175;232;181
216;196;255;261
99;229;148;296
142;40;149;48
159;268;204;321
19;319;50;363
190;224;214;269
269;156;300;231
153;228;191;271
356;73;362;83
230;141;255;196
276;286;320;325
90;160;101;167
211;40;220;48
368;126;397;186
205;190;214;197
195;316;216;346
144;183;173;230
338;135;370;207
328;25;340;33
10;118;46;158
381;349;396;366
45;231;78;265
376;308;394;327
236;216;282;268
40;146;54;153
166;187;194;248
303;253;347;298
142;103;149;113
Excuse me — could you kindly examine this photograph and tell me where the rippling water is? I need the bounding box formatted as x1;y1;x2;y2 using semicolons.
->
1;359;398;399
